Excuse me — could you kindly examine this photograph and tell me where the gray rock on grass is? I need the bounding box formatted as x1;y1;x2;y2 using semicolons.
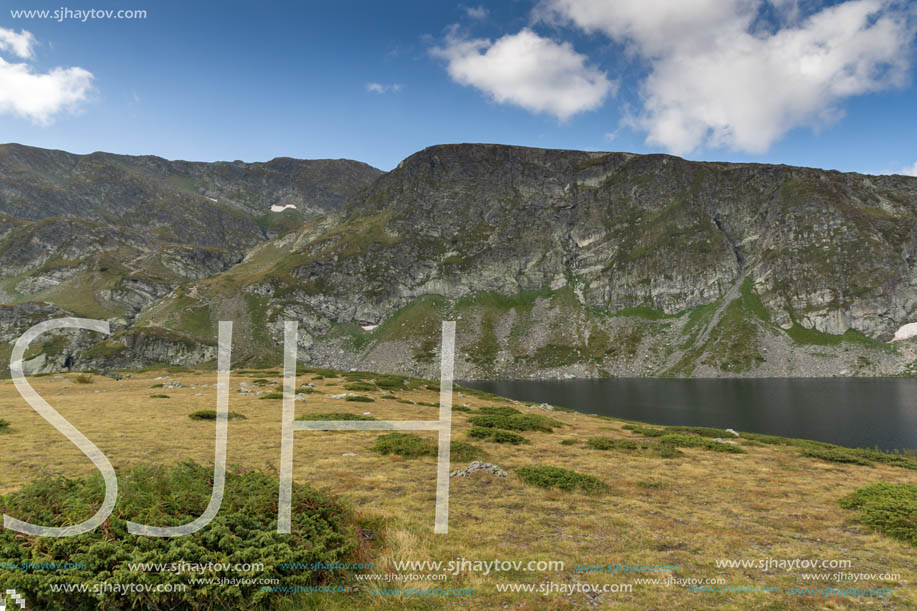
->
450;461;508;478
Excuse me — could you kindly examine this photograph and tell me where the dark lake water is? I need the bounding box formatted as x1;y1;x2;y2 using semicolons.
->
459;378;917;450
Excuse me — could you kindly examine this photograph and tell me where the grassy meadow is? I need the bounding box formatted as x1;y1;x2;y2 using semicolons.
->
0;367;914;609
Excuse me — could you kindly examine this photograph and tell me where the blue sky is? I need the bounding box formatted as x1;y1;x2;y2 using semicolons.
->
0;0;914;175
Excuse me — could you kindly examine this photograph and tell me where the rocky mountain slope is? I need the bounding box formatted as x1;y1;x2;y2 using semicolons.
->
0;143;381;373
3;142;917;378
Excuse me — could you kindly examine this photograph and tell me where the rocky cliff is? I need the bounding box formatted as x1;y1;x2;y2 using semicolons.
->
3;143;917;378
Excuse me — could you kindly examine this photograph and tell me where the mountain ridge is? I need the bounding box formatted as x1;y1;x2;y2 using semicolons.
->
1;141;916;379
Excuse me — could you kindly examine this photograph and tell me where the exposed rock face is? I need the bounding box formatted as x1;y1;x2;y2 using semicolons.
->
306;144;916;340
0;143;382;242
0;302;71;343
0;144;381;319
0;144;381;354
2;142;917;379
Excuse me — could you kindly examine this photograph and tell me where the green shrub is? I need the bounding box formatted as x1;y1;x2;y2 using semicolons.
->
649;444;684;459
478;406;522;416
468;428;530;445
381;394;400;400
416;401;439;407
452;406;472;413
516;466;609;493
626;426;666;437
586;437;616;451
741;432;835;449
659;433;747;454
149;394;170;399
450;442;486;462
637;481;666;489
260;392;284;400
586;437;648;452
74;374;93;384
373;375;407;390
296;413;376;421
344;382;376;391
345;395;375;403
297;387;323;394
0;461;363;609
665;426;731;438
368;433;483;461
490;430;530;444
560;439;578;446
188;410;246;421
658;446;684;458
371;433;437;458
467;413;561;433
802;447;872;466
659;433;709;448
0;418;9;433
852;449;917;470
839;483;917;545
150;383;164;388
705;442;747;454
251;378;270;385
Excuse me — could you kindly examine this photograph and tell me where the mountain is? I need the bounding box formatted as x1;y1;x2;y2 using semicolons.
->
3;142;917;378
0;143;381;373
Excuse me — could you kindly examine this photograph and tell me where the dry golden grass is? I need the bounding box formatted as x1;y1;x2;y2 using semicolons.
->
0;369;914;610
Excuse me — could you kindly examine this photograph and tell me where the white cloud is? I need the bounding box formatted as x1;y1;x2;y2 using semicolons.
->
539;0;916;154
0;28;93;124
0;27;35;59
900;162;917;177
463;5;489;20
366;82;403;94
431;28;614;120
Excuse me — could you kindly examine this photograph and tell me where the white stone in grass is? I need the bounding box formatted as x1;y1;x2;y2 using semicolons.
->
342;452;357;457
